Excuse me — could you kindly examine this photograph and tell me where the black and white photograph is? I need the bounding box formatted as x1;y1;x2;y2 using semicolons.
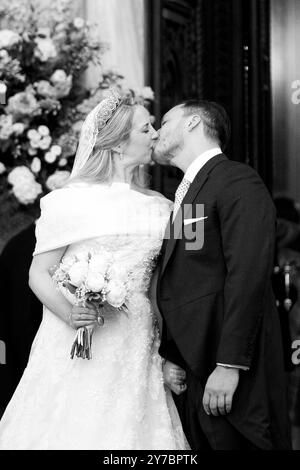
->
0;0;299;453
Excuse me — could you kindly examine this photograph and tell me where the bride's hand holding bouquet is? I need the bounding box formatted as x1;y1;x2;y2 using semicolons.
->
68;304;99;330
52;250;129;359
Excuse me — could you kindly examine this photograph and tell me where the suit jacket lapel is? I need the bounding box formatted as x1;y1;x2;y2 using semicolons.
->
160;154;227;277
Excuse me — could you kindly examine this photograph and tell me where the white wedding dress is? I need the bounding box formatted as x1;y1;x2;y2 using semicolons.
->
0;182;189;450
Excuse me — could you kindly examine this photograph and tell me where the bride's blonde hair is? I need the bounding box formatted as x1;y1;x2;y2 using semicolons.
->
67;99;147;187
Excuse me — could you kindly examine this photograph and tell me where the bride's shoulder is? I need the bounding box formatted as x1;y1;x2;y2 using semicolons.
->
41;186;75;205
143;188;173;207
40;185;91;213
136;186;171;202
143;188;163;198
42;183;104;203
39;184;113;219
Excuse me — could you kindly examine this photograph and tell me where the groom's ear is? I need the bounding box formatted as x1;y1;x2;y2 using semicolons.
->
186;114;201;132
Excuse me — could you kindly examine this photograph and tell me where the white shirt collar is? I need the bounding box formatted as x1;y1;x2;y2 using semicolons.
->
184;147;222;184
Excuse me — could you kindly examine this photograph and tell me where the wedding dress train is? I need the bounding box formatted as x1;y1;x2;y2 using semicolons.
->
0;183;189;450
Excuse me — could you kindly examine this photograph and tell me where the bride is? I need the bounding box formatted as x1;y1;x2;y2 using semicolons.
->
0;89;189;450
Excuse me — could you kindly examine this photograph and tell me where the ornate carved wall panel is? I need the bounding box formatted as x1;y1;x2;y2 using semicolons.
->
147;0;201;199
147;0;272;198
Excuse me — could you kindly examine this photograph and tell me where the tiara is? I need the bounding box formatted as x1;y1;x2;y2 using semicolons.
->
96;88;123;131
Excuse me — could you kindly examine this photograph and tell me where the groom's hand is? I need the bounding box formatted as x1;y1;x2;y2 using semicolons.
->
202;366;239;416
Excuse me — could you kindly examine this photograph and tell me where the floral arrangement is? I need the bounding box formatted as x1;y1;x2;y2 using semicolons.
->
52;249;130;359
0;0;154;214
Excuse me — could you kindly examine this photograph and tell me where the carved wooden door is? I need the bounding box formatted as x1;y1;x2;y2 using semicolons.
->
146;0;272;198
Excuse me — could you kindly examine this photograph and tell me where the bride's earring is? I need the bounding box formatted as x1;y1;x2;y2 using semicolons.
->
119;152;124;161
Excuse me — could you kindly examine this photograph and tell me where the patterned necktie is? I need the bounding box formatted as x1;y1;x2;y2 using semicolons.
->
172;178;191;222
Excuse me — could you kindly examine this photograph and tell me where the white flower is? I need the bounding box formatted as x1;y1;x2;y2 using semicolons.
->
0;30;21;49
0;114;14;140
28;147;38;156
38;125;50;136
27;129;40;141
34;38;57;62
30;139;41;149
89;253;112;275
141;86;155;101
61;255;77;271
73;17;85;29
44;151;56;163
108;264;129;282
39;136;52;150
7;166;35;186
7;90;40;119
46;170;70;190
0;162;6;174
49;70;72;98
0;50;9;60
12;179;42;205
68;261;89;287
85;273;105;292
53;267;67;283
35;80;57;99
12;123;25;135
31;157;41;173
50;69;67;85
51;145;62;156
75;252;90;262
106;279;127;308
57;134;78;157
55;77;73;99
58;158;67;167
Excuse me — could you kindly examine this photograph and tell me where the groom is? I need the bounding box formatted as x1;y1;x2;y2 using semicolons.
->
152;100;291;450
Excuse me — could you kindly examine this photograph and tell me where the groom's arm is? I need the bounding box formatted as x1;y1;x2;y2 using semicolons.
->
215;163;276;369
202;164;276;416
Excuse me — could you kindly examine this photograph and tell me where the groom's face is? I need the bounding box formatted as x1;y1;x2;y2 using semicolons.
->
152;106;185;165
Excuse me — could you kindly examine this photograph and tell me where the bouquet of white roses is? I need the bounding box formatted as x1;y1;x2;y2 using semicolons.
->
52;250;129;360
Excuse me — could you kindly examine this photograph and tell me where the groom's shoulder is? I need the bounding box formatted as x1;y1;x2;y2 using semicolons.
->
213;156;264;184
211;157;273;203
216;156;258;174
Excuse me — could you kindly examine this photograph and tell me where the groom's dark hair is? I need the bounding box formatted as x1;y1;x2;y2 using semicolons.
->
179;100;231;151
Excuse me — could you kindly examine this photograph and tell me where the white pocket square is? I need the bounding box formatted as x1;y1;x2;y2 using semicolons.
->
183;216;208;226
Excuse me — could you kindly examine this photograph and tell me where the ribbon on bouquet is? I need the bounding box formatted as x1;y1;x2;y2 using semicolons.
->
70;302;104;360
70;326;93;360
